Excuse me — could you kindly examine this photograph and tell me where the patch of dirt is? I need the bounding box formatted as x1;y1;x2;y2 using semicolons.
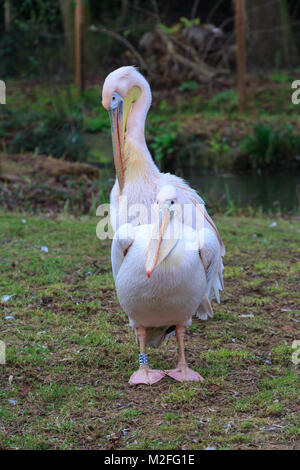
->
0;153;100;181
0;152;111;214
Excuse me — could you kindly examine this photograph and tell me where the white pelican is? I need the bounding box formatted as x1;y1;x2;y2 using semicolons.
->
112;185;221;385
102;66;225;348
102;66;224;326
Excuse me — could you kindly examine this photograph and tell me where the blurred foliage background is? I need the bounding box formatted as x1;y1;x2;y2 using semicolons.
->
0;0;300;214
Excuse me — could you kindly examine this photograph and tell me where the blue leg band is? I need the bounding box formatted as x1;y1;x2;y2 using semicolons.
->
139;353;148;365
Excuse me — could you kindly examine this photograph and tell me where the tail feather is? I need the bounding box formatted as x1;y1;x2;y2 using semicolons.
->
196;294;214;321
213;274;222;304
196;231;224;320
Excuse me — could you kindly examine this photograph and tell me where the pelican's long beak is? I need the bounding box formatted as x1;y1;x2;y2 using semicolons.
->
145;203;171;278
108;86;141;192
109;93;125;192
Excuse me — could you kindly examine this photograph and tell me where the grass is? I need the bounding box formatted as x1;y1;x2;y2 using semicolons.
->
0;211;299;450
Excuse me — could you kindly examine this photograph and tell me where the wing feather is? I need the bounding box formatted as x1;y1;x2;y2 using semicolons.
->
160;173;225;256
111;223;135;281
196;228;223;320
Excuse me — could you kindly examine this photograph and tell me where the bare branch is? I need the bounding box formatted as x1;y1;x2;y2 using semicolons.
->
157;27;225;81
206;0;224;24
91;25;148;71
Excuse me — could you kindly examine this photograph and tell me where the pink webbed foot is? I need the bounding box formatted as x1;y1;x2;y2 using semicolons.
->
129;366;165;385
165;365;204;383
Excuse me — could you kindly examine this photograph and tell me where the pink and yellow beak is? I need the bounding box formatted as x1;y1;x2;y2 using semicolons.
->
109;91;125;191
145;203;171;278
108;86;141;192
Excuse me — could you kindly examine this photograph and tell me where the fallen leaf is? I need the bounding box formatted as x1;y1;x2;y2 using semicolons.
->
19;384;31;397
107;436;121;450
283;325;294;333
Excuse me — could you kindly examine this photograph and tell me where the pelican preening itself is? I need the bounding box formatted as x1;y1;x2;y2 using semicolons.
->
102;66;225;384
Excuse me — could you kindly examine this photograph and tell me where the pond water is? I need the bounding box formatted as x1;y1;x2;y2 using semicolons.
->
188;172;300;213
95;163;300;212
94;165;300;213
90;134;300;213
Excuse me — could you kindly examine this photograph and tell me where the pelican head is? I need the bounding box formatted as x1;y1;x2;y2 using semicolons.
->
145;185;178;279
102;66;152;191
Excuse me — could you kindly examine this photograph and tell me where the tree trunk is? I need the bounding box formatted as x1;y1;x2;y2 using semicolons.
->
4;0;13;31
59;0;75;73
75;0;84;91
82;0;98;73
121;0;129;25
235;0;246;113
245;0;297;68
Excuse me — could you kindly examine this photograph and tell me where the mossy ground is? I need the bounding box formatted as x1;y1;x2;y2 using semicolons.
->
0;211;299;450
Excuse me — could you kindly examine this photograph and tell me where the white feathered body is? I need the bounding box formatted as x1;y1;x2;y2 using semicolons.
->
109;141;225;321
112;223;221;342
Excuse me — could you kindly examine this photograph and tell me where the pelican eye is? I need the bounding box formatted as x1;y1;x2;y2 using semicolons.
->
171;200;175;205
110;91;122;110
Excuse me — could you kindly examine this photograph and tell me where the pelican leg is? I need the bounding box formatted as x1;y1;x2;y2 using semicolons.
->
165;325;204;382
129;326;165;385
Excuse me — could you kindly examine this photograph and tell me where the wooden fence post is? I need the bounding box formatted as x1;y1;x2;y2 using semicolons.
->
235;0;246;113
4;0;13;31
75;0;84;92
